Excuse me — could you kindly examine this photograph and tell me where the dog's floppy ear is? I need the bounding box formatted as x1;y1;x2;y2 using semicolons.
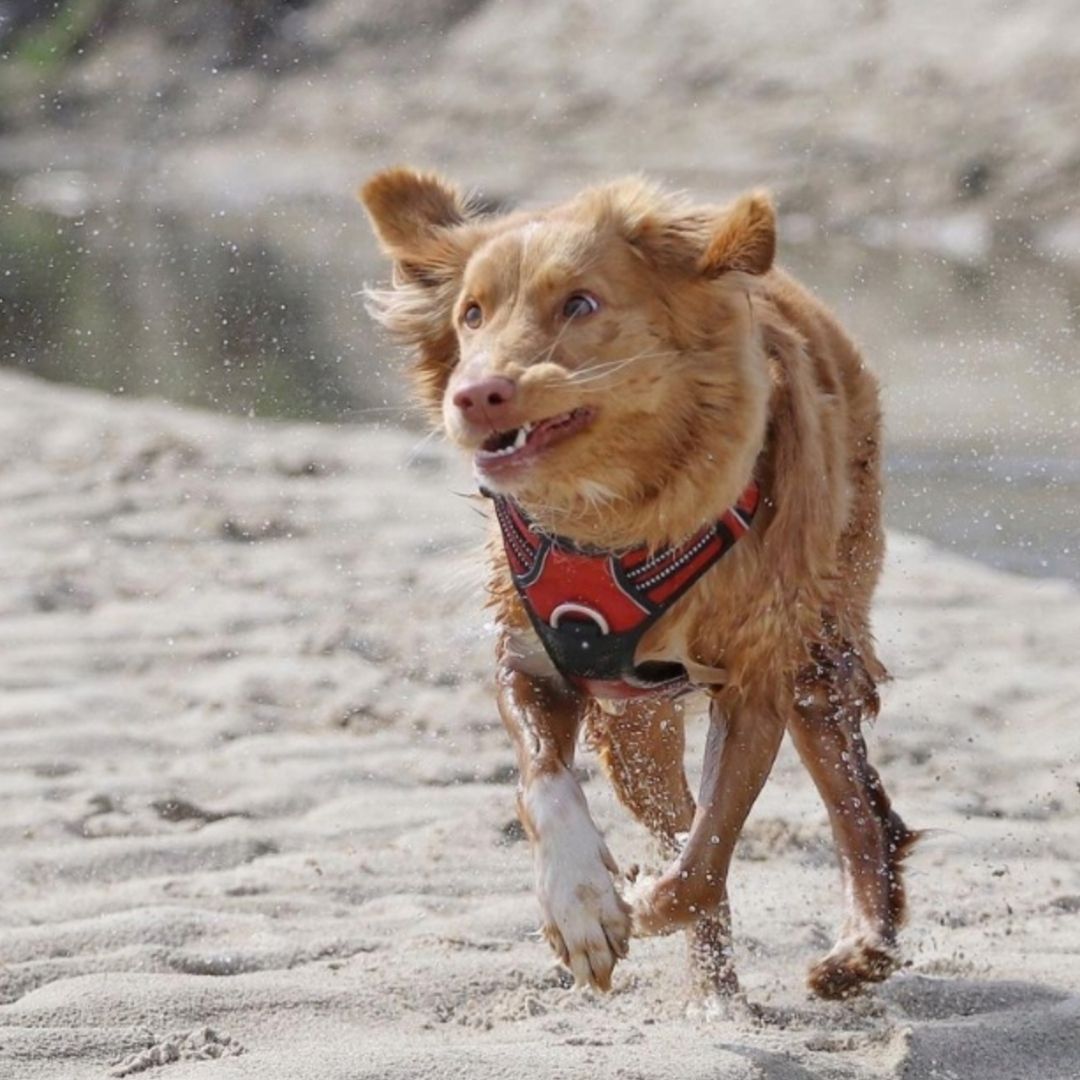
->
698;191;775;277
603;180;775;278
359;168;484;415
359;167;475;283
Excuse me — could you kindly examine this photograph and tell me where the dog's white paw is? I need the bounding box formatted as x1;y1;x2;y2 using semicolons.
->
526;773;630;991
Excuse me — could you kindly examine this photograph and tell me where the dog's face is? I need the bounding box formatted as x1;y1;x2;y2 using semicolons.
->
361;170;774;531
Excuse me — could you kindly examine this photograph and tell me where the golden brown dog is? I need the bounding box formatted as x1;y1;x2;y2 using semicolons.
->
360;168;915;1000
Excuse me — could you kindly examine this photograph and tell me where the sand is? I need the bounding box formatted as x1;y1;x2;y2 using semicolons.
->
1;369;1079;1079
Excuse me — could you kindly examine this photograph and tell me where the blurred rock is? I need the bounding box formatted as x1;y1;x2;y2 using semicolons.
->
0;0;1077;239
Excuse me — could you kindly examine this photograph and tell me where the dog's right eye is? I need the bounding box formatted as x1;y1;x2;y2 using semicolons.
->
462;302;483;329
562;292;600;320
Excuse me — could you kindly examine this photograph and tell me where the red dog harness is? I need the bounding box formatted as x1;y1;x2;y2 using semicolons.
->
489;481;760;698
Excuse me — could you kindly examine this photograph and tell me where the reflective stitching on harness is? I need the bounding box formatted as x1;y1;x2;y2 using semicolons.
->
516;536;550;588
494;501;530;565
607;554;654;615
634;530;716;591
624;547;677;579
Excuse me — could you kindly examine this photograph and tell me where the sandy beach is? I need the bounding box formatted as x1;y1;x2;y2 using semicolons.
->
0;369;1077;1079
2;0;1079;1075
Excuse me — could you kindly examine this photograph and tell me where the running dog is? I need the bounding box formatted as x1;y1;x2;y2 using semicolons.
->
360;168;915;999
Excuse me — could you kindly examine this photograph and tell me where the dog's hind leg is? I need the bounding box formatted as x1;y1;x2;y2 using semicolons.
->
587;697;694;850
788;638;917;999
587;698;739;994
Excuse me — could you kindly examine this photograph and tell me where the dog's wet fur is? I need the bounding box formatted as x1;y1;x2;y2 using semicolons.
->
361;168;915;999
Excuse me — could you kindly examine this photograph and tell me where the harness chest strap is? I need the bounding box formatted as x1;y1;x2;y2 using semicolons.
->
487;481;761;695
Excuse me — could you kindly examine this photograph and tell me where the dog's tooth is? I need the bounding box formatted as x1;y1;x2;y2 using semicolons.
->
513;427;528;449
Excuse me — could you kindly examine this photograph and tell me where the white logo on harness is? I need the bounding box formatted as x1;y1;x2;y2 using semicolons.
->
549;602;610;635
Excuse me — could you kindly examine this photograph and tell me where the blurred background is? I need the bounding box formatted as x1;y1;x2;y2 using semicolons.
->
1;0;1077;579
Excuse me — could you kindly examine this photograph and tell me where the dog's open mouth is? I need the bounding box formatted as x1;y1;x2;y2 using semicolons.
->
475;407;594;476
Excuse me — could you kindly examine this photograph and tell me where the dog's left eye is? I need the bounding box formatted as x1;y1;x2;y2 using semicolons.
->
562;292;600;320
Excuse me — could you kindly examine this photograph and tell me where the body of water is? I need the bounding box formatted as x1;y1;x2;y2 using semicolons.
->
2;180;1077;581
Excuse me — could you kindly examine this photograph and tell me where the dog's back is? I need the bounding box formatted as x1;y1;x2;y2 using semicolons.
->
763;268;886;670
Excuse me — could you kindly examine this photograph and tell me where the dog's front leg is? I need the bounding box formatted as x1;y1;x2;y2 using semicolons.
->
496;662;630;991
631;696;784;951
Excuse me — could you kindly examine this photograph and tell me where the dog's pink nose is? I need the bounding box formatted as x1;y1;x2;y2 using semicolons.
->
452;376;517;423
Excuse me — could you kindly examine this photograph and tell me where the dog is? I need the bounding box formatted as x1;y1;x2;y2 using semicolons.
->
360;168;916;999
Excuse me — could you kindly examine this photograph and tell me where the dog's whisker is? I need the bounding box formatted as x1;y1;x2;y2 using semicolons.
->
563;348;683;382
349;403;427;417
553;351;684;390
540;315;577;367
571;347;678;370
403;427;442;463
516;313;579;370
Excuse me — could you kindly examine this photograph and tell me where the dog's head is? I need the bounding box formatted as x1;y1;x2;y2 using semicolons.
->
361;169;773;543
